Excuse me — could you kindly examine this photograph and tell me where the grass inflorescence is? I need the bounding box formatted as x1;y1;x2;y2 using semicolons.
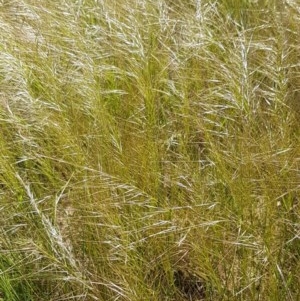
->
0;0;299;300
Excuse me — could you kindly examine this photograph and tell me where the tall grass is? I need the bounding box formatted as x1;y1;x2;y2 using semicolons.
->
0;0;299;300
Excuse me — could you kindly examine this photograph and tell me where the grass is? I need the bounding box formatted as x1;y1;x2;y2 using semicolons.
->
0;0;299;300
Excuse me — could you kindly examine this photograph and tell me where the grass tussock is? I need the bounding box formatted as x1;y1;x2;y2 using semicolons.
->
0;0;300;300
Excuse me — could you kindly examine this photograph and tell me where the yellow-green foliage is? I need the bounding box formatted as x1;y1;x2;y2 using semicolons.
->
0;0;299;300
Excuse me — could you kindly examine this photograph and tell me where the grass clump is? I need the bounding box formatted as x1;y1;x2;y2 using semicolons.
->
0;0;299;300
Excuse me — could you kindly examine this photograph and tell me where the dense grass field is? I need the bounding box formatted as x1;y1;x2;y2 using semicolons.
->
0;0;300;300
